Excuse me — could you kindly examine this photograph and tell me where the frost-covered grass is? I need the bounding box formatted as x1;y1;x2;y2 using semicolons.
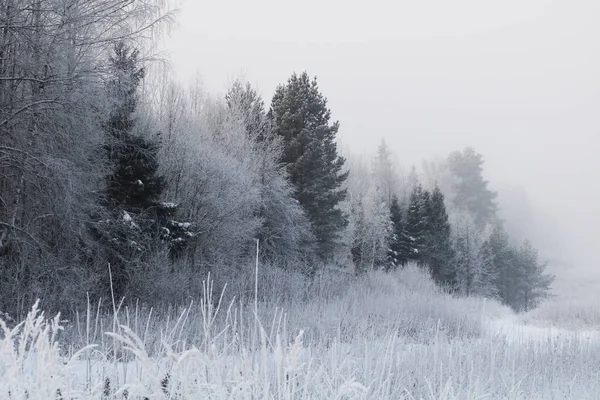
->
1;266;600;399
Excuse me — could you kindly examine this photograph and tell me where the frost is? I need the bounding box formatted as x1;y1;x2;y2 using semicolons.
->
161;202;178;209
122;211;132;222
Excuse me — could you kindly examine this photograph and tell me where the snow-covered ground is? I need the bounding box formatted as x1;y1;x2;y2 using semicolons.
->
2;270;600;399
489;313;600;344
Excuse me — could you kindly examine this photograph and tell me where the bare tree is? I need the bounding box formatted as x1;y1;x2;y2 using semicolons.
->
0;0;174;316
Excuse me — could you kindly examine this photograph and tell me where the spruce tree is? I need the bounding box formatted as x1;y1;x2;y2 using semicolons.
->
475;239;499;298
423;186;454;286
404;184;426;262
104;41;165;211
350;199;366;272
388;194;410;269
95;42;186;296
488;223;513;305
514;240;554;312
269;72;348;261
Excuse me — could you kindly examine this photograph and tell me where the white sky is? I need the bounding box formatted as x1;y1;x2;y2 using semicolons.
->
165;0;600;292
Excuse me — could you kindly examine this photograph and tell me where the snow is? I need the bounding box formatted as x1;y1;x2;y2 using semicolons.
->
122;211;132;222
488;313;600;344
3;274;599;399
169;220;191;229
161;202;178;209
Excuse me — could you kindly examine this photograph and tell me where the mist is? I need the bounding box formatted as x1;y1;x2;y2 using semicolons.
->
167;0;600;297
2;0;599;395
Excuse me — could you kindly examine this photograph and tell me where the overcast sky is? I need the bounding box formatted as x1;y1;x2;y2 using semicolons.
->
165;0;600;291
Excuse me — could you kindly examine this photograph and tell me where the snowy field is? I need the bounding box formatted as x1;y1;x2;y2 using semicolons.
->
1;267;599;400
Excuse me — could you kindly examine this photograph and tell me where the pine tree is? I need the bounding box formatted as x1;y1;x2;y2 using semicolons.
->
269;72;348;261
447;147;498;228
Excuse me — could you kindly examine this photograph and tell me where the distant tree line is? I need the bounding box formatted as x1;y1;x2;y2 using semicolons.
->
0;1;552;316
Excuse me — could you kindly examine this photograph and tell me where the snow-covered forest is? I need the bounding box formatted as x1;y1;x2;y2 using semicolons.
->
0;1;596;399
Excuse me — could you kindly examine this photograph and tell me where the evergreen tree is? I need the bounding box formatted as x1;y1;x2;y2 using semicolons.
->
514;240;554;312
452;217;480;295
373;139;397;204
404;184;426;262
447;147;498;228
270;72;348;260
487;223;513;305
388;194;410;268
350;198;366;271
225;80;315;266
104;41;165;211
95;42;187;297
423;186;454;286
106;134;165;210
474;239;499;298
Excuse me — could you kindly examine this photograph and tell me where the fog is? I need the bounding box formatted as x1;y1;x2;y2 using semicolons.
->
166;0;599;298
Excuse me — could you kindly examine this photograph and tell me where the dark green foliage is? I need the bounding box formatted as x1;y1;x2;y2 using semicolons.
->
104;41;165;211
447;147;498;228
106;134;165;210
93;41;187;298
387;195;410;268
404;184;427;262
422;186;455;287
270;72;348;260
